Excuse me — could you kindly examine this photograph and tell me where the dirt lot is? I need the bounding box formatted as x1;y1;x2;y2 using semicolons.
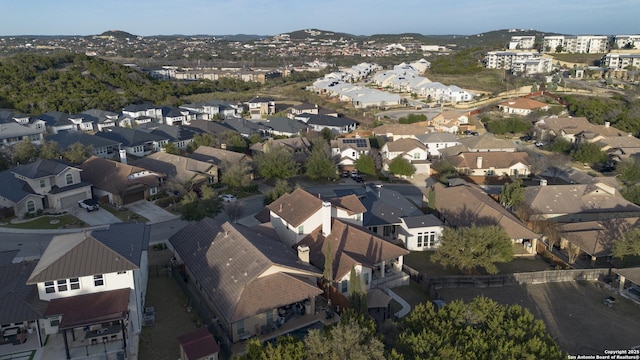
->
438;281;640;355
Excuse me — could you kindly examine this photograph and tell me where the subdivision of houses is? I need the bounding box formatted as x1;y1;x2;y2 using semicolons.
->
0;159;93;218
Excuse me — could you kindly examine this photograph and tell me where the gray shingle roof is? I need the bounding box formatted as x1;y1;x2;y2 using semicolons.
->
91;222;150;267
305;114;357;127
95;127;168;146
0;262;47;324
47;131;122;149
11;159;77;179
0;169;39;203
401;214;444;228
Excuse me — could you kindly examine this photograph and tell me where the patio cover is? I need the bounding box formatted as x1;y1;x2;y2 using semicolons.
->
44;288;130;329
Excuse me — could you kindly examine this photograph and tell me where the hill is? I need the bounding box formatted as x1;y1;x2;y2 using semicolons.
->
99;30;138;39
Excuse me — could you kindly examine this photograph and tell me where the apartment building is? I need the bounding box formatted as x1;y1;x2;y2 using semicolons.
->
542;35;608;53
484;51;551;74
508;36;536;50
601;50;640;70
614;35;640;49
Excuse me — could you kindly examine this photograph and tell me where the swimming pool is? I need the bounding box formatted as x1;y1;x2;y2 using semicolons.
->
267;321;323;344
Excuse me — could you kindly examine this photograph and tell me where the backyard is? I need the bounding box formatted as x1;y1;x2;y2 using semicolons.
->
437;281;640;355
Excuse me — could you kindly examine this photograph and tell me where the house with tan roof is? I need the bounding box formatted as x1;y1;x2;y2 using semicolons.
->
428;110;471;133
372;123;430;141
169;218;322;343
498;97;549;115
330;137;371;170
130;152;218;191
533;117;627;143
427;182;539;249
79;156;165;206
381;138;431;174
523;182;640;222
596;134;640;160
458;133;518;152
414;132;461;157
558;218;639;263
448;151;530;178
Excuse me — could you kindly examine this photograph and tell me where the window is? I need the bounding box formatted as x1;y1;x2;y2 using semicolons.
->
414;152;421;159
428;232;436;248
45;281;55;294
50;319;60;327
117;271;127;275
26;200;35;212
356;213;361;221
298;225;304;235
341;280;348;293
94;274;104;286
40;179;46;188
70;278;80;290
417;232;424;247
236;319;244;335
150;187;158;196
266;311;273;326
364;272;370;287
65;173;73;185
57;279;68;292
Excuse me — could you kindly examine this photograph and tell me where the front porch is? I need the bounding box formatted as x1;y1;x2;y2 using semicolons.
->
371;259;409;288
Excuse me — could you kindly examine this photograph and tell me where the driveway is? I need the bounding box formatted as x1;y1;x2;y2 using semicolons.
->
126;200;180;224
72;207;122;226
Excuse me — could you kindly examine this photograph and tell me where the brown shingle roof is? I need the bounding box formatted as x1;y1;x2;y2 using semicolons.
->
130;152;215;185
27;233;138;284
298;219;409;281
44;288;130;329
188;146;250;166
458;133;517;151
448;151;530;169
177;327;220;359
384;138;427;153
266;188;324;227
329;194;367;216
432;182;539;240
372;123;429;137
537;117;626;137
79;156;163;194
499;97;548;110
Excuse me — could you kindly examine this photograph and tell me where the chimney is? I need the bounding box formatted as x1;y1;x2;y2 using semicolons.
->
119;149;127;165
476;156;483;169
605;121;610;128
297;245;310;263
540;179;547;186
322;201;332;236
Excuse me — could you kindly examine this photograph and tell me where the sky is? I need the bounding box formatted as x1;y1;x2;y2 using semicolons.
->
0;0;637;37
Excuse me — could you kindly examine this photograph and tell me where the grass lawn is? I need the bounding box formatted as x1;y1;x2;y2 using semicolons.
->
138;275;203;360
102;204;149;223
404;251;461;276
0;215;84;229
495;256;551;273
391;281;431;308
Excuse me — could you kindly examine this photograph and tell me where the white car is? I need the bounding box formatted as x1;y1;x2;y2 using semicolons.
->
218;194;237;202
78;199;99;211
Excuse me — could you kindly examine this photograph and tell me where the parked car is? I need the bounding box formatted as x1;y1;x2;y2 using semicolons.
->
78;199;99;212
218;194;237;202
341;171;350;178
535;141;548;147
353;176;364;183
520;135;533;141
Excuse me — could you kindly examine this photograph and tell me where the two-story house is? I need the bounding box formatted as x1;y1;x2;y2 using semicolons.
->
380;138;430;174
26;222;149;359
130;152;218;191
330;138;371;171
247;97;276;119
0;122;45;147
397;214;444;251
414;132;460;158
0;159;93;217
448;151;531;178
95;127;169;158
47;131;122;159
122;104;163;120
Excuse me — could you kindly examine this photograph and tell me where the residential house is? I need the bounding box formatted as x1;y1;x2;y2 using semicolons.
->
0;159;92;217
161;106;195;126
498;98;549;115
381;138;430;174
0;123;45;147
79;156;164;206
78;109;119;132
180;100;242;120
428;182;539;249
134;123;203;150
458;133;518;153
359;185;424;239
257;117;309;137
169;218;322;343
298;114;357;134
47;131;122;159
247;97;275;119
414;132;460;158
533;117;627;143
287;103;338;119
95;127;169;158
3;112;47;133
557;218;639;263
250;137;312;164
130;152;218;191
596;134;640;161
122;104;163;120
447;151;531;178
35;111;94;134
330;137;371;170
188;146;252;167
523;182;640;222
429;110;471;133
26;222;150;359
222;118;269;138
397;214;444;251
177;328;220;360
371;123;430;141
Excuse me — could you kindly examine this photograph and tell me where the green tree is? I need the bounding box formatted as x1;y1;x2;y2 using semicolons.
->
320;127;334;141
249;133;262;145
162;142;180;155
354;154;376;176
348;267;367;316
486;117;531;135
432;159;458;183
432;225;514;274
622;184;640;205
612;227;640;260
255;146;297;179
390;297;564;360
388;157;415;177
238;336;306;360
615;157;640;184
264;178;291;205
546;138;572;154
305;143;337;180
499;179;525;209
63;143;94;164
304;318;385;360
225;131;248;152
38;140;60;159
571;142;607;165
220;160;252;190
12;139;38;164
178;185;222;221
187;133;219;152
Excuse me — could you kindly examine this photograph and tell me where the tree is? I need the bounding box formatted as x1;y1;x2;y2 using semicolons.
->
546;138;572;154
388;157;415;177
390;297;564;360
162;142;180;155
255;146;297;179
63;142;93;164
304;143;337;180
615;157;640;184
320;127;334;141
187;133;219;152
499;179;525;209
220;160;252;190
571;142;607;165
612;227;640;259
12;139;38;164
348;267;367;316
178;185;222;221
264;178;292;205
432;159;458;182
238;336;305;360
225;131;248;153
622;184;640;205
354;154;376;176
39;140;60;159
304;318;385;360
432;225;514;274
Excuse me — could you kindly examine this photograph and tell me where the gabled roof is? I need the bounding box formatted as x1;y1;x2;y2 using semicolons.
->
259;117;308;134
298;219;409;281
384;138;427;153
78;109;119;124
222;118;269;135
0;122;43;139
267;188;324;227
432;182;539;240
304;114;357;127
135;123;202;142
247;97;274;103
360;186;422;227
415;132;459;143
79;156;163;195
458;133;517;151
498;97;548;110
401;214;444;229
90;222;150;267
11;159;78;179
185;120;236;135
448;151;530;169
130;152;215;184
35;111;71;127
0;169;42;203
188;146;250;166
329;194;367;216
536;117;626;137
0;262;47;324
177;328;220;359
95;126;168;146
330;137;371;152
123;103;160;112
47;131;122;149
27;232;139;284
372;123;429;137
169;218;321;323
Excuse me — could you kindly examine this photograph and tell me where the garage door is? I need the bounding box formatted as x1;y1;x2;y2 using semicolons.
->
123;190;145;205
60;193;88;209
